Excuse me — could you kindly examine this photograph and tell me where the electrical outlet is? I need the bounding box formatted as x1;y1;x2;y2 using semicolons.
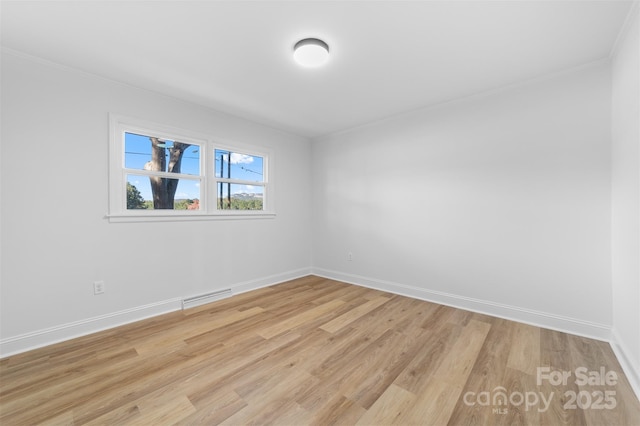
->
94;281;105;295
347;252;353;261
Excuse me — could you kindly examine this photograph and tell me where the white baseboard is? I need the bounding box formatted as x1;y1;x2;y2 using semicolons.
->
312;268;611;342
610;327;640;402
0;298;182;358
231;267;312;295
0;267;313;358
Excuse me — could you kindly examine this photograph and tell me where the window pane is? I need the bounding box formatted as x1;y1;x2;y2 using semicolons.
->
126;175;201;210
217;182;264;210
215;149;264;182
125;132;200;175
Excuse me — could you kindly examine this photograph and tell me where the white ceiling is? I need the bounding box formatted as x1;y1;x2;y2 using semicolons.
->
1;1;633;138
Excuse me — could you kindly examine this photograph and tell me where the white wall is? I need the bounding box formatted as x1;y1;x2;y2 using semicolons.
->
312;62;613;339
611;3;640;397
0;51;312;355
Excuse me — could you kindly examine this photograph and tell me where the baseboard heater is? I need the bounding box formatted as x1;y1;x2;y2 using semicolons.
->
182;289;233;310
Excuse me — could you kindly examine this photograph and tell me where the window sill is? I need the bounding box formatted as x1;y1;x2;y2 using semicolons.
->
106;211;276;223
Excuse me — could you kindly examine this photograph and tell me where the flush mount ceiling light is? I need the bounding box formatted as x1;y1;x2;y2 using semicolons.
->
293;38;329;68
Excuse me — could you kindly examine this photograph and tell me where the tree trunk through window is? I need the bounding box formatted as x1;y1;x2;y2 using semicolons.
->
144;137;190;209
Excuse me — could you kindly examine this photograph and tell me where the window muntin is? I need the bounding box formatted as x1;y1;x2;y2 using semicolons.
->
109;115;273;221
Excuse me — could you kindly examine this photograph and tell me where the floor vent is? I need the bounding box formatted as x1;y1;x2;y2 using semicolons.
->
182;289;233;310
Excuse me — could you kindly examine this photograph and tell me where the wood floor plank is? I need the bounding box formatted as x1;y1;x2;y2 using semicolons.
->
83;404;142;426
307;394;366;426
339;329;420;409
395;378;463;425
1;276;638;426
392;321;461;394
320;296;390;333
431;319;492;385
220;365;318;426
354;383;416;425
305;324;389;381
257;299;345;339
495;366;541;426
447;316;515;425
296;328;399;411
506;321;541;375
73;332;296;425
135;395;197;425
390;319;492;425
41;409;75;426
538;328;589;426
176;388;248;426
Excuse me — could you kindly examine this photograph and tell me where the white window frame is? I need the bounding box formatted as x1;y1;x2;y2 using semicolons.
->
108;114;275;222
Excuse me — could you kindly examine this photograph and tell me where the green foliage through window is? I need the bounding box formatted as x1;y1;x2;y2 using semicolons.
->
127;182;147;209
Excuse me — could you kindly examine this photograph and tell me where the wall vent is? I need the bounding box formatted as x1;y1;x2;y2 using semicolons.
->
182;289;232;310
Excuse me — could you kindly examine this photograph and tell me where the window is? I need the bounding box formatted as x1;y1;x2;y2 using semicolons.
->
124;132;203;211
109;115;273;221
215;149;265;211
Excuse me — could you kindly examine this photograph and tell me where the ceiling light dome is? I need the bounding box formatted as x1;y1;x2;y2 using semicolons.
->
293;38;329;68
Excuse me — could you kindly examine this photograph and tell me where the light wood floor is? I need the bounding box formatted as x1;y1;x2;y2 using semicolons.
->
1;276;639;425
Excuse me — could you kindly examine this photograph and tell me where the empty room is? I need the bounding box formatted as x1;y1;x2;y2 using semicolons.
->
1;0;639;424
